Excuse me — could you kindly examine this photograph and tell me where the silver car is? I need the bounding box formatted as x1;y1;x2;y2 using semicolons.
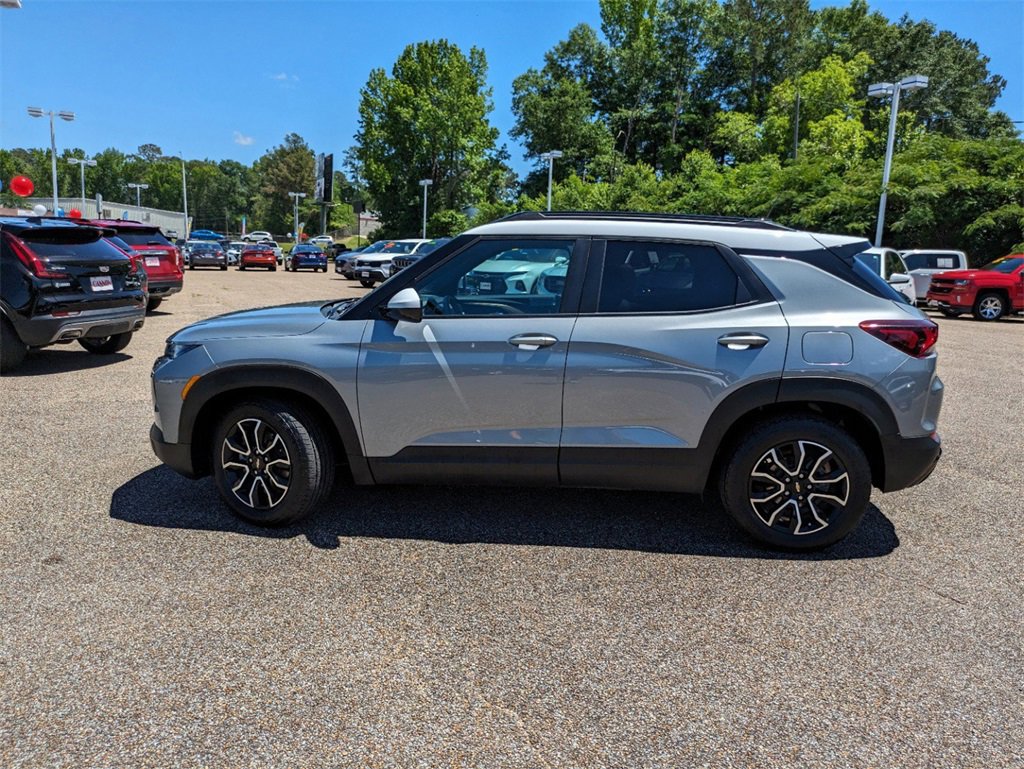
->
150;212;943;549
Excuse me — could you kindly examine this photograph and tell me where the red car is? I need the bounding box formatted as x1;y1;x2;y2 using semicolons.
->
83;219;183;312
239;244;277;271
926;254;1024;321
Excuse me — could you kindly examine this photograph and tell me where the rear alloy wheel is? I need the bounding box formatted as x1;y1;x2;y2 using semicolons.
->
78;332;133;354
973;292;1006;321
720;417;871;549
146;297;163;312
213;399;334;525
1;317;28;373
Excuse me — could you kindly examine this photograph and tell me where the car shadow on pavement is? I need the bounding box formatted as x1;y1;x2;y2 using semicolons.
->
110;466;899;560
5;350;132;376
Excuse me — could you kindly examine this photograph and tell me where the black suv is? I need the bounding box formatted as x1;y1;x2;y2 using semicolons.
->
0;217;147;372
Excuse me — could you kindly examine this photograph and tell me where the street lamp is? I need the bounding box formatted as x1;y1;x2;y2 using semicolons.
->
289;192;307;247
27;106;75;213
868;74;929;247
67;156;96;212
127;182;149;210
418;179;433;238
160;154;189;239
539;150;563;211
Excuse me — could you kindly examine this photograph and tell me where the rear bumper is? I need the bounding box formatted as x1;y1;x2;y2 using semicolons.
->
16;303;146;346
880;433;942;492
148;277;183;297
150;423;198;479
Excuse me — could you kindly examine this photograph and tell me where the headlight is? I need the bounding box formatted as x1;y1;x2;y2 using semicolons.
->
163;340;201;360
953;279;969;286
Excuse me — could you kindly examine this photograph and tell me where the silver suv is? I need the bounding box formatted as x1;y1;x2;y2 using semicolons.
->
150;212;943;549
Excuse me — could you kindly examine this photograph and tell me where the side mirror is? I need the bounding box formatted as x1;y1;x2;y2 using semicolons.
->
386;287;422;323
888;273;911;285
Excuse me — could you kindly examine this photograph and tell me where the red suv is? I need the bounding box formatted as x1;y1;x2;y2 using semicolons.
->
84;220;183;312
926;254;1024;321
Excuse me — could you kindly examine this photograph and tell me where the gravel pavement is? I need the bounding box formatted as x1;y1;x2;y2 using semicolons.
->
1;267;1022;768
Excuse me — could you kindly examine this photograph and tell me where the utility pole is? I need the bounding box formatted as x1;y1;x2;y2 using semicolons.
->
289;192;307;248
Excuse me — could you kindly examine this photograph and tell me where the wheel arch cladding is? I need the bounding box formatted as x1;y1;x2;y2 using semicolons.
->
700;378;894;492
181;365;370;483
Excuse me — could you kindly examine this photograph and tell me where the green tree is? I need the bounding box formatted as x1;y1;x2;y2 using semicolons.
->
252;133;315;235
354;40;501;237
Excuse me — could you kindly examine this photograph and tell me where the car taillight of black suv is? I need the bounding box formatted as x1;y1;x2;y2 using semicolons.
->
0;217;147;372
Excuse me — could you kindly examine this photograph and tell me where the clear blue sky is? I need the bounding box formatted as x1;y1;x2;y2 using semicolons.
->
1;0;1020;177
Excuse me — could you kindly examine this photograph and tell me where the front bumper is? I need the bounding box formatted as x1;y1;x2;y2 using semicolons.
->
354;266;389;281
880;433;942;492
150;423;198;478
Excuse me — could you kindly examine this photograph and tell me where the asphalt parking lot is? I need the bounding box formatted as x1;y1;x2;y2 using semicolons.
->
1;267;1022;768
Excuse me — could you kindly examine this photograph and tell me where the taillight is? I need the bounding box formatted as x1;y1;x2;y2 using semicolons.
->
1;231;65;279
175;247;184;269
859;319;939;358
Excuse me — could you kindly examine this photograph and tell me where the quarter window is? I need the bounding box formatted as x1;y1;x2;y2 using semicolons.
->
417;238;575;317
598;241;741;313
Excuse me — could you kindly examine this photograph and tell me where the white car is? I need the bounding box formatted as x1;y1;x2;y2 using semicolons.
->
258;239;284;265
898;249;968;303
856;247;916;304
225;240;248;266
308;235;334;247
243;230;273;243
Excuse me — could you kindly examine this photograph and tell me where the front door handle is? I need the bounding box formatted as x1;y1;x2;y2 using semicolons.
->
718;333;770;350
509;333;558;350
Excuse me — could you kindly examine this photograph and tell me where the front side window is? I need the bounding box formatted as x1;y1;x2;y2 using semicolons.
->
598;240;740;313
416;238;575;317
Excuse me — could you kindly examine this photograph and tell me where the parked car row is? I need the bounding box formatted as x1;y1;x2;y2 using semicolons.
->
335;238;451;287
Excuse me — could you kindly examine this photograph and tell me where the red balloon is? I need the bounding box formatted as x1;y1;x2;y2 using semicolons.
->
68;208;82;219
10;175;34;197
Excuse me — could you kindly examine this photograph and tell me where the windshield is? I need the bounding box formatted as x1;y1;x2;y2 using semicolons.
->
116;230;172;247
981;257;1024;273
377;242;418;254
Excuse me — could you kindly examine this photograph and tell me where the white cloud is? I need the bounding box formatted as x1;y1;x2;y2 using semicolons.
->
271;72;288;81
233;131;254;146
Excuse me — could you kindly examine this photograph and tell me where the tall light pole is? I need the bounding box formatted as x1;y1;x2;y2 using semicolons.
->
868;75;929;247
418;179;433;238
68;156;96;212
539;150;563;211
27;107;75;213
128;182;149;211
289;192;307;247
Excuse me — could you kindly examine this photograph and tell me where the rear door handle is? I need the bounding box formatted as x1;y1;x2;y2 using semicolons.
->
509;333;558;351
718;333;770;350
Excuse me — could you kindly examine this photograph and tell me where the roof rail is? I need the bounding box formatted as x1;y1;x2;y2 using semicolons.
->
497;210;792;231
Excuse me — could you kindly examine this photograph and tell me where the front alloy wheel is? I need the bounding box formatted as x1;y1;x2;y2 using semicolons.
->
212;399;334;525
973;292;1006;321
221;418;292;510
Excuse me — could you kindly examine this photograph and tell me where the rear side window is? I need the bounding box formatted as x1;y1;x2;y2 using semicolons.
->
903;252;961;270
116;230;172;247
851;258;907;303
598;241;740;313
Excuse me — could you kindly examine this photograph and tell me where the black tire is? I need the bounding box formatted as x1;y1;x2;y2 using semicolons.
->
719;416;871;550
220;265;227;271
270;265;277;271
360;279;375;288
189;264;195;270
322;267;328;273
1;316;28;373
938;307;961;318
146;297;163;312
972;292;1006;321
343;274;354;281
239;265;246;271
212;399;335;526
78;331;133;355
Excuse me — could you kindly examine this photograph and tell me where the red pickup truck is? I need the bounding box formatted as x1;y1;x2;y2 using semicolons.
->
926;254;1024;321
